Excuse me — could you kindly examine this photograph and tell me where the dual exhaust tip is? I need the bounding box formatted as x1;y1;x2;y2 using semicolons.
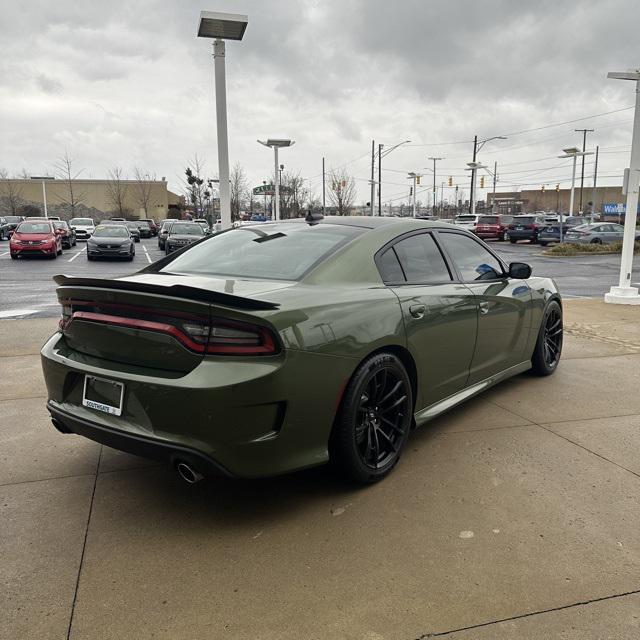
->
51;417;205;485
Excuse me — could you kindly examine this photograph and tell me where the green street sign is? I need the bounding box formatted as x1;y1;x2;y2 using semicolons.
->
253;184;275;195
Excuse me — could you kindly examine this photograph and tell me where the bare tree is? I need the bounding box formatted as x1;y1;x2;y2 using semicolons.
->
327;168;356;215
0;169;25;215
183;156;207;216
133;167;156;217
279;170;308;219
54;150;85;218
106;167;131;218
230;162;249;221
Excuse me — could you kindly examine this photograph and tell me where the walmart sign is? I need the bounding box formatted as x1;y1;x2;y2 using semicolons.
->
603;202;640;215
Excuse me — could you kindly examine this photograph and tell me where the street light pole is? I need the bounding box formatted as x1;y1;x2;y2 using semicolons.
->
378;140;410;217
322;157;326;215
428;157;443;215
575;128;594;212
605;69;640;305
469;135;477;213
30;176;55;219
492;161;497;213
258;139;294;221
590;145;599;224
370;139;375;216
197;11;248;231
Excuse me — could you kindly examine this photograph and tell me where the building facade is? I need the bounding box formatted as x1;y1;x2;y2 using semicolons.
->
0;178;182;220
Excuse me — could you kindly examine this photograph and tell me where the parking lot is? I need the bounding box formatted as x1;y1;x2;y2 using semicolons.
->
2;298;640;639
1;236;639;320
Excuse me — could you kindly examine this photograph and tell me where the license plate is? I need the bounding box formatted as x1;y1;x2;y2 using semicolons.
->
82;375;124;416
516;226;524;230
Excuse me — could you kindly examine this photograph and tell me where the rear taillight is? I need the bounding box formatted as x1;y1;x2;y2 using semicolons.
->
59;304;72;330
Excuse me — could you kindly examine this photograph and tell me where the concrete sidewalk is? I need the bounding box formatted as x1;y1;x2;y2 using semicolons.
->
1;300;639;640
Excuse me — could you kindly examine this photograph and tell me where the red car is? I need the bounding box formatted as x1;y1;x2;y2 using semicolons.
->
9;220;63;259
474;214;514;241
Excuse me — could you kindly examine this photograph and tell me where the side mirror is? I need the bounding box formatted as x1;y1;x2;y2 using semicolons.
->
509;262;532;279
71;226;76;230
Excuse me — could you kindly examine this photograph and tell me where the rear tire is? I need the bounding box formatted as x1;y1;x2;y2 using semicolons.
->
510;238;517;244
330;353;413;484
539;241;548;247
10;253;17;259
531;300;563;376
591;238;602;244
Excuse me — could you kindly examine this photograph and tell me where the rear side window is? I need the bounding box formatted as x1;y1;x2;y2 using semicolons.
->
439;232;504;281
377;248;405;283
386;233;452;284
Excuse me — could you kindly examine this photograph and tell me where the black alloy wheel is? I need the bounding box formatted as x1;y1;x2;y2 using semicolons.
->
531;300;563;376
331;353;412;483
591;237;602;244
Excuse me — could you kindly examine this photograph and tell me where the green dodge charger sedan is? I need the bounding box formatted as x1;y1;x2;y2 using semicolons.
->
41;215;562;484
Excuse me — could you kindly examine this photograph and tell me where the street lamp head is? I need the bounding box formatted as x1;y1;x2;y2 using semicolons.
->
30;176;55;180
258;139;295;148
607;70;640;81
562;147;581;155
197;11;248;40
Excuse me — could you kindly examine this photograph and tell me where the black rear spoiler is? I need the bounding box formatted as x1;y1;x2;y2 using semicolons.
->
53;275;280;311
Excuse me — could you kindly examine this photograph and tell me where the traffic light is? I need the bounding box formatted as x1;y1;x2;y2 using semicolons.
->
541;185;545;193
416;175;421;185
448;176;453;186
480;176;485;189
409;187;413;196
555;184;560;192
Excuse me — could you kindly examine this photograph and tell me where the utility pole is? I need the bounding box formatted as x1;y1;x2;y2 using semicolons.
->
590;145;599;224
469;135;477;213
370;139;375;216
378;144;383;216
428;156;444;215
407;172;420;217
575;128;594;212
492;161;497;213
322;157;326;215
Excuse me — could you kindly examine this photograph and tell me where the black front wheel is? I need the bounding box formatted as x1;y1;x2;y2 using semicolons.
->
531;300;563;376
331;353;413;483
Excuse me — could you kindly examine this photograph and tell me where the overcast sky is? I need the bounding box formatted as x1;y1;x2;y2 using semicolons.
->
0;0;638;206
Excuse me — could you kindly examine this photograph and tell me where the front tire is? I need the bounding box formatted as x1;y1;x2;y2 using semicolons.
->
330;353;413;483
531;300;563;376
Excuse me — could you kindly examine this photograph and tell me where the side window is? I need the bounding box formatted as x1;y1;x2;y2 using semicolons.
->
377;247;405;283
390;233;452;284
439;232;504;281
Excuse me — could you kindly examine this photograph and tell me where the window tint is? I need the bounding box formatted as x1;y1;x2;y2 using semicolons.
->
391;233;451;283
377;248;405;282
440;233;504;281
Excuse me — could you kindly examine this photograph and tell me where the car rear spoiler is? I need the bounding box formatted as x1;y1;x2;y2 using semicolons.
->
53;275;280;311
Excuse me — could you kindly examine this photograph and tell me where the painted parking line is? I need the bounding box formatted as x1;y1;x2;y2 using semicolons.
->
0;309;38;319
0;251;9;257
67;247;86;262
142;245;152;263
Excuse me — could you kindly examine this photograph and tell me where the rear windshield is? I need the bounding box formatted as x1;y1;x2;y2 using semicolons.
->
53;221;69;229
456;215;476;221
16;222;51;234
70;218;93;225
169;223;204;236
159;222;364;280
478;216;498;224
93;226;129;237
514;217;535;224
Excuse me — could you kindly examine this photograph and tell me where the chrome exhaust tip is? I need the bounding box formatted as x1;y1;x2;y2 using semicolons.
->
176;461;204;484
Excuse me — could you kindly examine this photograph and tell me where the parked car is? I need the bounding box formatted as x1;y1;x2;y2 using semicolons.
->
0;215;24;240
193;218;211;233
9;220;62;259
126;222;141;242
564;223;640;245
165;221;205;254
157;219;176;250
473;214;514;241
52;220;77;249
537;217;591;246
86;224;136;260
135;221;152;238
139;218;158;236
69;217;96;240
507;214;548;243
42;216;562;485
453;214;481;230
110;217;126;222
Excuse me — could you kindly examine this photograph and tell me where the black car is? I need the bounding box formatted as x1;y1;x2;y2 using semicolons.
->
136;221;152;238
0;215;24;240
165;221;205;254
507;215;548;243
52;220;77;248
537;217;590;246
126;222;141;242
157;220;176;250
87;225;135;261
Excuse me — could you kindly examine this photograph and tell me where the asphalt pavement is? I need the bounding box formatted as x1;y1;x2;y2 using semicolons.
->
1;237;639;319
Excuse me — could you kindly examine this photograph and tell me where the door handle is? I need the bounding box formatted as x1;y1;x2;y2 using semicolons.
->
479;301;490;315
409;304;427;319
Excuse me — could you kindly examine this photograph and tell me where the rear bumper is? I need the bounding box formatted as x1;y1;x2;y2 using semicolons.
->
508;230;537;240
48;403;231;476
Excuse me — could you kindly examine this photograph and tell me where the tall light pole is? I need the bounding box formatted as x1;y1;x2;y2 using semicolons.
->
378;140;410;216
605;69;640;305
428;157;444;215
558;147;593;228
30;176;55;219
469;135;507;213
197;11;247;231
258;139;294;221
465;162;487;216
407;172;421;217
